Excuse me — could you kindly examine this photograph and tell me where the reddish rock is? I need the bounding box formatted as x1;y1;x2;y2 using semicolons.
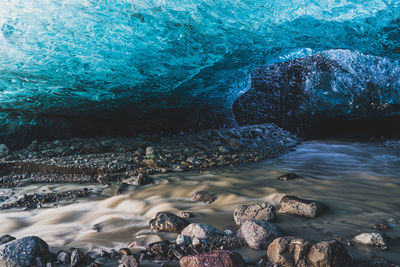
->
179;250;246;267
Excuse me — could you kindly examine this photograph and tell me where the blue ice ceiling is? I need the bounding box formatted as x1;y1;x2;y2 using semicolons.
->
0;0;400;146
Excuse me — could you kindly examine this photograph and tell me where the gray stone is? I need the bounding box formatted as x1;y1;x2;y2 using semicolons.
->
71;248;84;267
353;233;387;249
149;212;189;233
278;195;328;218
145;147;155;156
0;235;15;246
0;236;49;267
181;223;222;239
233;202;277;225
237;220;280;249
0;144;9;157
120;254;139;267
191;191;217;204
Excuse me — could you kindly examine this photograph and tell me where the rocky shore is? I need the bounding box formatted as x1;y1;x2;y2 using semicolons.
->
0;193;397;267
0;123;297;188
0;125;399;266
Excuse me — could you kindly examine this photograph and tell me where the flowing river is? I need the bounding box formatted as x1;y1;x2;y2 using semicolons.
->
0;140;399;264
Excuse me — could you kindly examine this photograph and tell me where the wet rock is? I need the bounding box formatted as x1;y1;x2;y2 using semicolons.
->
179;211;194;218
142;158;156;168
191;191;217;204
147;241;171;258
179;250;246;267
308;240;353;267
278;173;299;181
71;248;84;267
267;236;311;267
119;248;131;255
145;147;155;157
0;235;15;246
278;195;328;218
0;236;50;267
149;212;189;233
237;220;281;249
56;250;71;265
0;144;9;157
93;256;119;266
181;223;222;239
371;223;390;231
176;235;191;245
136;173;153;185
353;233;387;249
120;254;139;267
233;202;277;225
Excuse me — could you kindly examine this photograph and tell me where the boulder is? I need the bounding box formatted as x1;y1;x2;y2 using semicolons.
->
278;195;328;218
149;212;189;233
237;220;280;249
136;173;153;185
233;202;277;225
308;240;353;267
70;248;84;267
191;191;217;204
181;223;222;239
267;236;311;267
353;233;387;249
0;236;50;267
179;250;246;267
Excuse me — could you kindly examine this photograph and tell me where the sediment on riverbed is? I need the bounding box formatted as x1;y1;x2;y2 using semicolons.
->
0;123;298;188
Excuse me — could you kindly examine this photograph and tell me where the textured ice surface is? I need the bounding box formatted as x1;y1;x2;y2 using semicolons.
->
0;0;400;146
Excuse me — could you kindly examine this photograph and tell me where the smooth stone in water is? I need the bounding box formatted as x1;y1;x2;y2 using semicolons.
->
353;233;387;249
149;212;189;233
278;195;328;218
181;223;222;239
0;144;9;157
237;220;280;249
191;191;217;204
233;202;277;225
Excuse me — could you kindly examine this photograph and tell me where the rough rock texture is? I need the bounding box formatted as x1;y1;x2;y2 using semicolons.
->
278;195;328;218
120;254;140;267
0;236;49;267
181;223;222;239
179;250;246;267
233;202;277;225
267;236;311;267
353;233;387;249
237;220;280;249
307;240;353;267
149;212;189;233
192;191;217;204
0;235;15;246
232;50;400;136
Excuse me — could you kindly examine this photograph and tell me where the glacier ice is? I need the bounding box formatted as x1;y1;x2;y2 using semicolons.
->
0;0;400;146
233;49;400;136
